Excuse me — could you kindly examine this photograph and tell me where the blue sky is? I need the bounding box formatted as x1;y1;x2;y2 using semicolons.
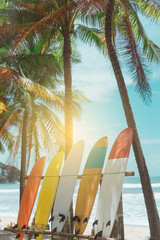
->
72;17;160;177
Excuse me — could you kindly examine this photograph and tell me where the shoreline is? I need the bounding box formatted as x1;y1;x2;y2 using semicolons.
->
0;216;150;240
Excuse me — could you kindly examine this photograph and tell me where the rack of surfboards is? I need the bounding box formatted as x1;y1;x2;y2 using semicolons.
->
9;128;133;240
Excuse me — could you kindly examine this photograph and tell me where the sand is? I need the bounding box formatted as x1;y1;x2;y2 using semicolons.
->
0;216;150;240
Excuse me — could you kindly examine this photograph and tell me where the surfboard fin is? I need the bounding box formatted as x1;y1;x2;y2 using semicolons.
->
75;229;80;235
13;224;18;229
92;220;98;226
21;224;26;230
72;216;81;223
35;234;39;238
49;216;54;222
16;233;20;239
106;220;111;228
94;230;102;240
52;227;57;233
83;217;89;223
59;214;65;223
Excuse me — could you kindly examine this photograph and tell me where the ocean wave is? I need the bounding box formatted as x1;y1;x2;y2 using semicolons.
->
123;183;160;189
123;192;160;202
0;189;19;193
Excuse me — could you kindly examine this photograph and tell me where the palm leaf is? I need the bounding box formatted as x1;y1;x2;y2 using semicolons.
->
0;130;14;152
12;2;74;53
0;102;7;114
119;0;160;63
0;66;64;108
14;0;55;17
10;119;23;161
35;103;64;150
1;53;63;80
0;104;21;136
33;127;40;163
76;24;107;55
75;0;106;14
56;89;90;120
118;14;152;101
138;0;160;22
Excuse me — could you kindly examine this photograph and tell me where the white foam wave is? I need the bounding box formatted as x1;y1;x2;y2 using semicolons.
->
0;189;19;193
123;183;160;189
123;183;142;189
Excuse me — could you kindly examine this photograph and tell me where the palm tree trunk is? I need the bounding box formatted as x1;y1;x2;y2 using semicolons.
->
63;31;73;158
63;30;74;233
105;1;160;239
20;110;27;202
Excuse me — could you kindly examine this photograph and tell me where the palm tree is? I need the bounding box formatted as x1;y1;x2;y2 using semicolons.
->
104;2;160;239
0;0;105;159
0;65;89;200
0;66;65;199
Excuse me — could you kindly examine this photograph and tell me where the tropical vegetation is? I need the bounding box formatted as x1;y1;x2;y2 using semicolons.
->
1;0;160;239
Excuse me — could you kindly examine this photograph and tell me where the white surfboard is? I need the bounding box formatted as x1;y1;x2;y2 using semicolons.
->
93;128;133;238
51;140;84;232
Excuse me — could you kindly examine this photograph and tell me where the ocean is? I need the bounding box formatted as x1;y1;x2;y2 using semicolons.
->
0;177;160;227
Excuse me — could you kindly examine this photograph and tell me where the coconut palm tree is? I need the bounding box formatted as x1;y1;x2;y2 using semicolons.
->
0;66;65;199
104;2;160;239
0;0;105;159
0;2;91;207
0;65;89;201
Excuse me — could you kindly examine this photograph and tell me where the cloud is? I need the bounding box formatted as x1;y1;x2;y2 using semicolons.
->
72;43;132;102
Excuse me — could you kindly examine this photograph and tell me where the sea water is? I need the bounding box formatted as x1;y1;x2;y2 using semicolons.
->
0;177;160;227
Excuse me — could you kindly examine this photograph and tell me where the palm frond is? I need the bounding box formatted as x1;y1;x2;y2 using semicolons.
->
0;104;21;136
0;66;64;108
76;24;107;55
120;0;160;63
55;89;90;119
10;119;23;161
0;130;14;152
72;89;91;119
74;0;106;15
14;0;55;17
0;102;7;114
36;115;52;151
35;103;64;150
1;53;63;80
118;15;152;101
138;0;160;22
12;2;74;53
33;128;40;163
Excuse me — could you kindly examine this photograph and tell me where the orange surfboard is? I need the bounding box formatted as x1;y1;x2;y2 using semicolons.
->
16;156;46;240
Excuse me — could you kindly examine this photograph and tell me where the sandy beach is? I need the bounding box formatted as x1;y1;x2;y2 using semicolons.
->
0;216;150;240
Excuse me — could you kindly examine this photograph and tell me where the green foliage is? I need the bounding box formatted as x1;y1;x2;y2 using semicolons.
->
138;0;160;22
76;24;107;55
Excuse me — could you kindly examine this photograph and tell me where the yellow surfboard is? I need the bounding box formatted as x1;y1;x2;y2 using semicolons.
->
75;137;108;234
35;151;63;240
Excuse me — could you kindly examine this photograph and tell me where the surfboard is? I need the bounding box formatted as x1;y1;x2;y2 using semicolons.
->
51;140;84;232
34;151;64;240
93;128;133;238
16;156;46;240
74;136;108;234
